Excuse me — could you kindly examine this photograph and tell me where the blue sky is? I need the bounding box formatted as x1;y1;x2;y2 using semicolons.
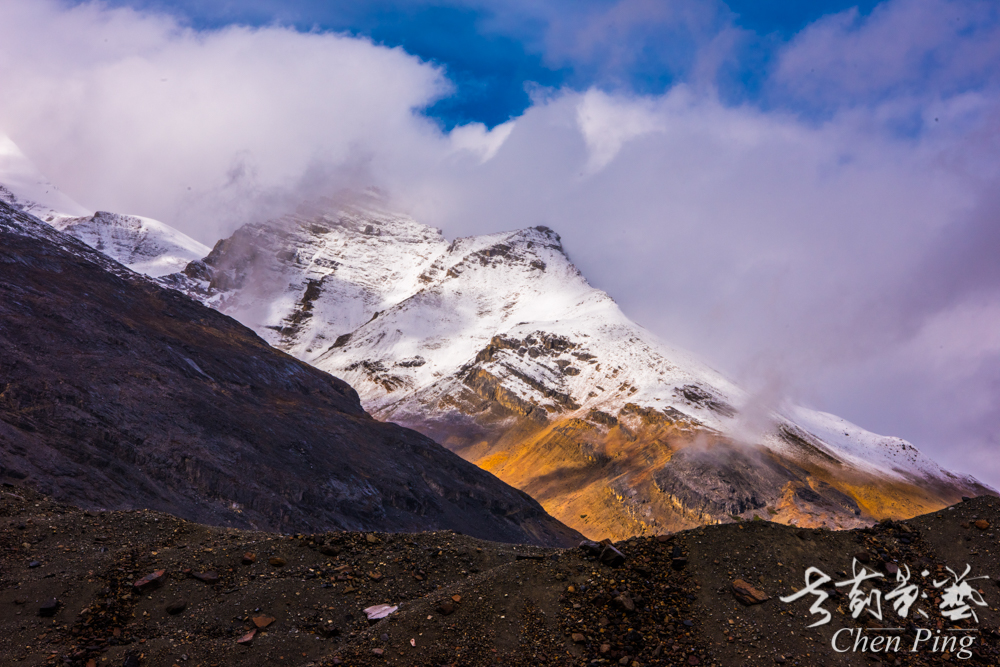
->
2;0;999;488
90;0;886;128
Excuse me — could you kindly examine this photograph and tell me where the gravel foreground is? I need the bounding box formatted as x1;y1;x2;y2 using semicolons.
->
2;484;998;667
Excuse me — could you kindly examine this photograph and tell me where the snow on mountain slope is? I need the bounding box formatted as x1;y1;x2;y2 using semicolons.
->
52;211;210;278
159;199;992;539
169;197;450;357
0;133;90;220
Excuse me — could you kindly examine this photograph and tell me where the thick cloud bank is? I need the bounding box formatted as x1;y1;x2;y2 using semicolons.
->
1;0;998;487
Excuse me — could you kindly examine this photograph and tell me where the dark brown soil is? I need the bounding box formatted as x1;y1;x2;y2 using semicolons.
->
3;484;997;667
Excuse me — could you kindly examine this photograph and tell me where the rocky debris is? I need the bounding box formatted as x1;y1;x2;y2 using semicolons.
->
242;552;256;564
436;601;455;615
268;557;286;567
236;629;256;645
730;579;769;605
1;485;998;666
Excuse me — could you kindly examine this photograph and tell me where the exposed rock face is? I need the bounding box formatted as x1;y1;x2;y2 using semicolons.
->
0;200;580;547
152;198;993;541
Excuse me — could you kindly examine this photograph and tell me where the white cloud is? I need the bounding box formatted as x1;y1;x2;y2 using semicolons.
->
576;89;663;172
448;120;515;163
0;0;454;238
1;0;998;488
773;0;1000;106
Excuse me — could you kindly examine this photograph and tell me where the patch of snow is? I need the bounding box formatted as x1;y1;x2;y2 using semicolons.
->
53;211;209;278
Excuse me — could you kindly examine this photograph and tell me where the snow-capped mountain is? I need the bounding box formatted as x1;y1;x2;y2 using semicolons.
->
157;197;992;540
51;211;210;278
0;133;209;277
0;198;579;546
8;136;985;539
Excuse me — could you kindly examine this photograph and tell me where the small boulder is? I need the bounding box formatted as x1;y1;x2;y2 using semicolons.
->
38;598;59;617
364;604;398;620
731;579;769;605
600;545;626;567
975;519;990;530
236;629;256;645
252;616;275;629
134;570;165;591
268;557;286;567
571;633;586;643
436;601;455;616
165;600;187;615
242;552;256;565
192;571;219;584
612;594;635;613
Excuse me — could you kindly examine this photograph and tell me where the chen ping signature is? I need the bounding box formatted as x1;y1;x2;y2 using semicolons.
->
780;559;991;660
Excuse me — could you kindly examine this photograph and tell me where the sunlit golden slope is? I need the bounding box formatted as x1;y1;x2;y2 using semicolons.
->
395;399;989;541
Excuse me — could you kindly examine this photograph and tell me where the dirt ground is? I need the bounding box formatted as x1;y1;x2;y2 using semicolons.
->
2;483;998;666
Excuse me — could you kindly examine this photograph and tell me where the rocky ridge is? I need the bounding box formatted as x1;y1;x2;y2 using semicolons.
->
0;198;579;547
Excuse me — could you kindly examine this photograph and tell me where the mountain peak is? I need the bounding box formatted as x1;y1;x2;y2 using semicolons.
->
39;193;991;539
